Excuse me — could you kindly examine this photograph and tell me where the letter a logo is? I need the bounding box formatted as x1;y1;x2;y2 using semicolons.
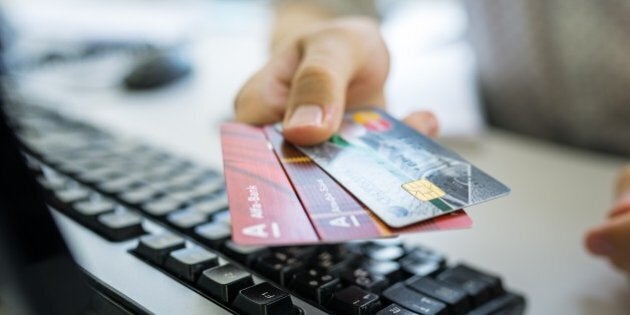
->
242;223;268;238
329;215;360;228
242;222;281;238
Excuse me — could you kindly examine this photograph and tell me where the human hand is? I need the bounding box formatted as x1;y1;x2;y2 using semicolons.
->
234;17;438;145
585;166;630;272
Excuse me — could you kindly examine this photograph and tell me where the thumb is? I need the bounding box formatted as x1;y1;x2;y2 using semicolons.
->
282;33;359;146
584;213;630;268
585;165;630;256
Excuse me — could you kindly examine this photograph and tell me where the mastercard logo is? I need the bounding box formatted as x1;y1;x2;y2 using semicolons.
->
353;111;391;132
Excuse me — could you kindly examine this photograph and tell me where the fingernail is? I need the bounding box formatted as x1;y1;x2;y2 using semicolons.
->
286;105;323;128
588;234;614;256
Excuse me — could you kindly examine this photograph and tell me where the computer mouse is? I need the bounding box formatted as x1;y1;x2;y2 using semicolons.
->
123;49;192;90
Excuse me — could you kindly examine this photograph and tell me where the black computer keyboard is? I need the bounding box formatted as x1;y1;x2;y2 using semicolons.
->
6;103;526;315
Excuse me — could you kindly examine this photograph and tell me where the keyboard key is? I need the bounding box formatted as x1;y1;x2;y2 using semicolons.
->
195;222;231;248
327;285;381;315
74;197;116;217
55;185;90;203
143;164;180;181
143;177;173;191
451;264;503;296
142;197;181;216
399;249;445;277
255;252;305;286
37;172;67;190
134;233;186;265
197;264;254;303
77;166;120;183
376;304;420;315
467;293;526;315
232;282;293;315
405;276;470;315
24;154;41;170
192;178;225;197
370;237;403;247
382;283;447;315
222;240;269;266
400;261;442;279
360;259;402;282
213;210;231;225
190;195;228;215
169;172;201;188
337;241;366;256
56;160;94;174
363;243;406;261
340;267;389;293
164;247;218;282
313;247;358;275
167;209;208;230
275;246;317;259
405;247;446;264
168;187;201;203
120;186;157;205
436;265;502;307
98;176;138;194
97;210;145;241
109;141;144;154
289;268;341;304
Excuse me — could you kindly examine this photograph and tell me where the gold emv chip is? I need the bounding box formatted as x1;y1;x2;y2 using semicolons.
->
402;179;446;201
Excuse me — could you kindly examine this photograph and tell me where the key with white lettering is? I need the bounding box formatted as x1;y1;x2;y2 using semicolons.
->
232;282;294;315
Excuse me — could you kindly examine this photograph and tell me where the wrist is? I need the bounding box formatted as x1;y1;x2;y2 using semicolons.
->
271;0;379;54
271;2;335;54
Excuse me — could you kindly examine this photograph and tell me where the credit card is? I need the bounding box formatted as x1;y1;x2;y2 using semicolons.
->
263;126;472;242
221;122;472;245
221;123;318;245
296;108;510;228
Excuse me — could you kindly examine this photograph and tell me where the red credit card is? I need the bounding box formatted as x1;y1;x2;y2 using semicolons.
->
263;126;472;242
221;123;472;246
221;123;318;245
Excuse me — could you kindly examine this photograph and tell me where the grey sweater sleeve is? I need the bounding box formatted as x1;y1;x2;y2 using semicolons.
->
466;0;630;156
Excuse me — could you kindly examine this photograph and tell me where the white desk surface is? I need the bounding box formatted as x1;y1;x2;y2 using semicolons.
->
10;2;630;313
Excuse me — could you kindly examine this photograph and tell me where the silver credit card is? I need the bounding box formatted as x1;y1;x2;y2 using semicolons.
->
295;108;510;228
